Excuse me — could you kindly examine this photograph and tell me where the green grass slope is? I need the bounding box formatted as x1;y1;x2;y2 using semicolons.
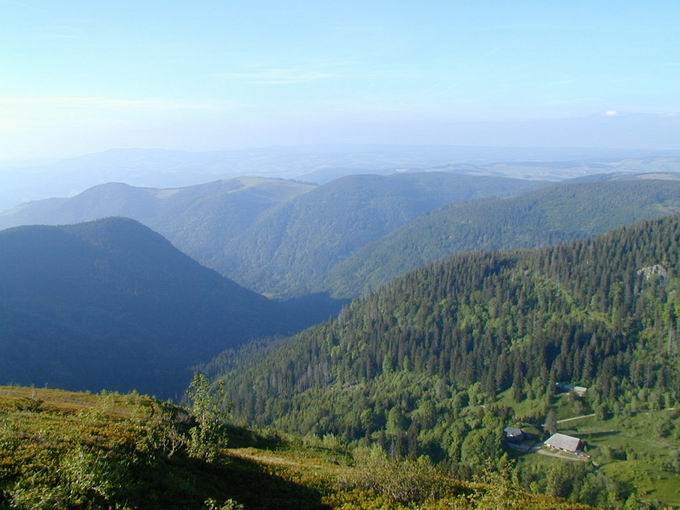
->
490;389;680;506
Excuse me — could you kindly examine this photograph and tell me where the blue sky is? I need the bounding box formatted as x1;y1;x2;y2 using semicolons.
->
1;0;679;160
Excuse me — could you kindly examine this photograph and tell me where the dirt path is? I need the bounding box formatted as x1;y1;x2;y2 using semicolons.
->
228;448;307;468
556;407;676;426
227;447;351;479
556;413;596;424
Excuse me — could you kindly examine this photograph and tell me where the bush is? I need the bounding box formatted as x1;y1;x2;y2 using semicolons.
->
597;445;625;463
8;446;128;510
13;397;44;413
204;498;245;510
343;446;467;504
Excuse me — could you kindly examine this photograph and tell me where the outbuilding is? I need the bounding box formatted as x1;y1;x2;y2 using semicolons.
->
555;382;588;397
504;427;524;442
572;386;587;397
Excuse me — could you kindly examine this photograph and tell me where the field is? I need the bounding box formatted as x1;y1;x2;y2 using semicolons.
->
563;410;680;505
503;388;680;507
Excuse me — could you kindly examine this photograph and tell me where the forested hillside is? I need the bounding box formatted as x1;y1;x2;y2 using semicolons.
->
209;214;680;507
0;218;330;398
224;173;541;296
327;179;680;297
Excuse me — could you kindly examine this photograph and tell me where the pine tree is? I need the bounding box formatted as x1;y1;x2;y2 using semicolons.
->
544;409;558;435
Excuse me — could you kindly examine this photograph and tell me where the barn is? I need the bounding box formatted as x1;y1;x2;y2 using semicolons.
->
544;433;583;453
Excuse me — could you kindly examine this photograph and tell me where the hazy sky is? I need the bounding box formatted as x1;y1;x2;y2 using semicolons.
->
2;0;679;161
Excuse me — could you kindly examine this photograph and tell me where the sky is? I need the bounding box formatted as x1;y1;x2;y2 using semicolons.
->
1;0;680;161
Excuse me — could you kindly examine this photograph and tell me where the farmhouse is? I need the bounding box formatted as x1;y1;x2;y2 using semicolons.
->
504;427;524;443
544;433;583;454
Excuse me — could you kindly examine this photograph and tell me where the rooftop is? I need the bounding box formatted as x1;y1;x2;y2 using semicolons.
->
544;433;582;452
504;427;523;437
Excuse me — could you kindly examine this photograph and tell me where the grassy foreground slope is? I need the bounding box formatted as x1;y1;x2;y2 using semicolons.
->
0;386;588;510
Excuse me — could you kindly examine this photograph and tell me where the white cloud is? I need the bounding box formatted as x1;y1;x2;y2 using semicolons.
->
604;110;619;117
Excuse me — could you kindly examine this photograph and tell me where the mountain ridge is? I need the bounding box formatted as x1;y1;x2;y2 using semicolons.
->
0;172;543;297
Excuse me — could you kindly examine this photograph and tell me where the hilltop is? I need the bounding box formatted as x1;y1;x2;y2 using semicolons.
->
0;218;332;398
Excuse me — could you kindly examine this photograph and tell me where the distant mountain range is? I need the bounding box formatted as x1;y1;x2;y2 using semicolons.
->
0;173;542;297
4;171;680;301
0;218;335;397
0;176;314;279
2;145;679;209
